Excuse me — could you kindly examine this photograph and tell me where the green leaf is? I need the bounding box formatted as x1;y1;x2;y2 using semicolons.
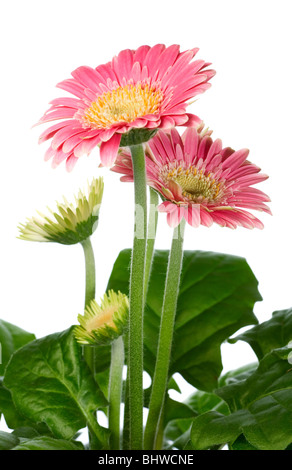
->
163;389;228;449
218;362;258;387
0;379;34;429
0;319;35;375
13;436;84;450
0;431;84;450
230;308;292;360
216;348;292;412
3;327;108;446
230;435;258;450
107;249;260;391
191;347;292;450
0;431;19;450
0;379;52;434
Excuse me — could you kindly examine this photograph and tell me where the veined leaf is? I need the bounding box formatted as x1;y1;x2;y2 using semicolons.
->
3;327;108;447
191;347;292;450
0;319;35;375
0;430;84;450
230;308;292;360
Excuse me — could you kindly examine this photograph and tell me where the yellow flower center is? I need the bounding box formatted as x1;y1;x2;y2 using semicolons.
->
80;83;164;129
168;166;223;202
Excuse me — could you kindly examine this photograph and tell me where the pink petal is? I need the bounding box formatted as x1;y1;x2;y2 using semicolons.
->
51;125;85;150
51;149;70;168
44;146;55;162
167;180;184;201
200;209;214;227
158;201;178;213
167;206;185;227
39;108;75;123
38;120;76;144
156;45;180;79
143;44;166;77
100;133;121;167
204;139;223;167
62;131;89;153
56;79;87;99
49;97;80;109
113;49;134;82
186;205;201;227
74;135;101;158
222;148;249;171
131;61;142;83
66;154;79;172
95;62;118;84
182;126;199;165
197;135;213;161
132;45;151;64
71;66;103;93
184;114;202;128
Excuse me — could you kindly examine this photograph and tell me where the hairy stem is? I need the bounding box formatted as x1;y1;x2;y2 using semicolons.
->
109;336;124;450
144;220;186;449
81;237;102;450
128;143;148;449
144;188;159;302
81;238;96;373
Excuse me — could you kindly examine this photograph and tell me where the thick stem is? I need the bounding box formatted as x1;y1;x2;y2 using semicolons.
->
109;336;125;450
144;219;186;450
81;238;96;374
144;188;159;302
128;143;148;449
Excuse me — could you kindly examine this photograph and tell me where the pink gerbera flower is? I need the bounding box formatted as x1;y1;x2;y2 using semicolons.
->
112;126;271;229
36;45;215;171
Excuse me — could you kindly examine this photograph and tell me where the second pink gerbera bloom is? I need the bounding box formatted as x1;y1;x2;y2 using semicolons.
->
112;126;271;229
37;44;215;170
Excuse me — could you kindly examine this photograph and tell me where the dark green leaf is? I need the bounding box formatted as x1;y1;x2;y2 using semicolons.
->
0;379;34;430
230;435;258;450
0;430;84;450
230;308;292;360
13;436;84;450
4;327;108;446
107;249;260;391
0;319;35;375
191;347;292;450
218;362;258;388
216;347;292;412
185;390;229;415
163;389;228;449
0;379;52;434
0;431;19;450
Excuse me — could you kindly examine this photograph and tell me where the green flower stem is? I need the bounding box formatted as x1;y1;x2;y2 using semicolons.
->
80;237;101;450
121;330;131;450
81;237;96;373
81;237;96;308
128;143;148;449
144;219;186;450
109;336;125;450
144;188;159;302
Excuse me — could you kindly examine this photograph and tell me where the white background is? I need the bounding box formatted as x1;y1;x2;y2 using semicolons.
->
1;0;292;406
